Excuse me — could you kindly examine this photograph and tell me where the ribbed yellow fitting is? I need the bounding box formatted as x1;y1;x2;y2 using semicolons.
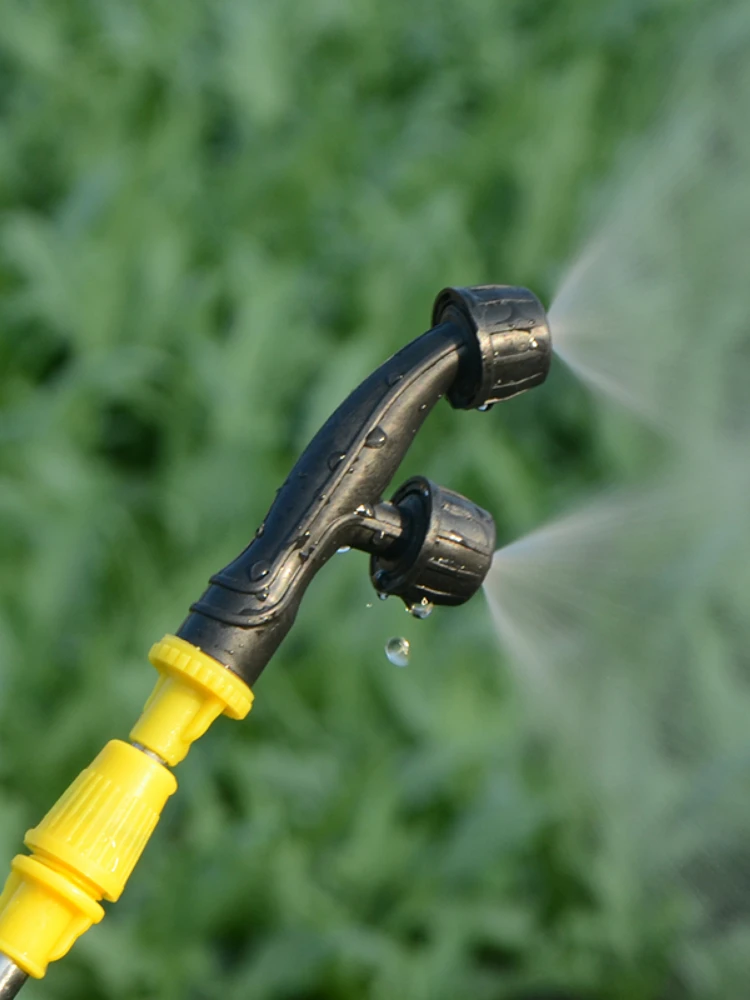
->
0;740;175;977
25;740;176;902
130;634;253;766
0;635;249;980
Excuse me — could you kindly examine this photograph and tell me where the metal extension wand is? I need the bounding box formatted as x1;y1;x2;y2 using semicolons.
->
0;286;551;994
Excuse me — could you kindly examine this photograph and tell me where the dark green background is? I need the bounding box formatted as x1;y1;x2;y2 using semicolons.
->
0;2;726;998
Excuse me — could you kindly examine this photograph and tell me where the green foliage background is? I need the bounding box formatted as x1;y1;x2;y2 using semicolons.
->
0;2;736;998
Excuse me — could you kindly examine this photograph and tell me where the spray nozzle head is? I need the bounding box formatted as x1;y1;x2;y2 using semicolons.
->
433;285;551;409
369;477;496;608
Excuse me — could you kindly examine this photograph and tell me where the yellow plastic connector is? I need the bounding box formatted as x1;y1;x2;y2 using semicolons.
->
26;740;177;902
0;635;252;979
130;634;253;766
0;741;175;977
0;856;103;979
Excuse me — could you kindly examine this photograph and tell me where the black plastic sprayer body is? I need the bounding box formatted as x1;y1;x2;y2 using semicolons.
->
0;285;550;996
179;284;551;686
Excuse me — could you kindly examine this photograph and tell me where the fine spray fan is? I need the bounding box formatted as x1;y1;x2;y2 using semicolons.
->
0;286;551;996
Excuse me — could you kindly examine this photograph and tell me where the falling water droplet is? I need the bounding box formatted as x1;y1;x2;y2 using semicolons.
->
409;599;434;619
364;427;388;449
387;372;403;387
337;545;351;554
365;602;374;609
249;560;270;581
328;452;346;470
385;637;410;667
377;591;389;602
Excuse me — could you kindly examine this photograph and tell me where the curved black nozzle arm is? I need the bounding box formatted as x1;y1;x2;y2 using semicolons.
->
178;285;551;686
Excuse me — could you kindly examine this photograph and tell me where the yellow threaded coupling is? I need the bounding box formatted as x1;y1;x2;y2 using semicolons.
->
0;740;176;977
130;634;253;766
0;635;250;980
25;740;176;902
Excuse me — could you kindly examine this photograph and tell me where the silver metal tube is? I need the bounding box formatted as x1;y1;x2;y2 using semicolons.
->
130;741;169;768
0;955;27;998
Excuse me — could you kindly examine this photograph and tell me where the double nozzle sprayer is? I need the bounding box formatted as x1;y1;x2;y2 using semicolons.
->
0;286;551;996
